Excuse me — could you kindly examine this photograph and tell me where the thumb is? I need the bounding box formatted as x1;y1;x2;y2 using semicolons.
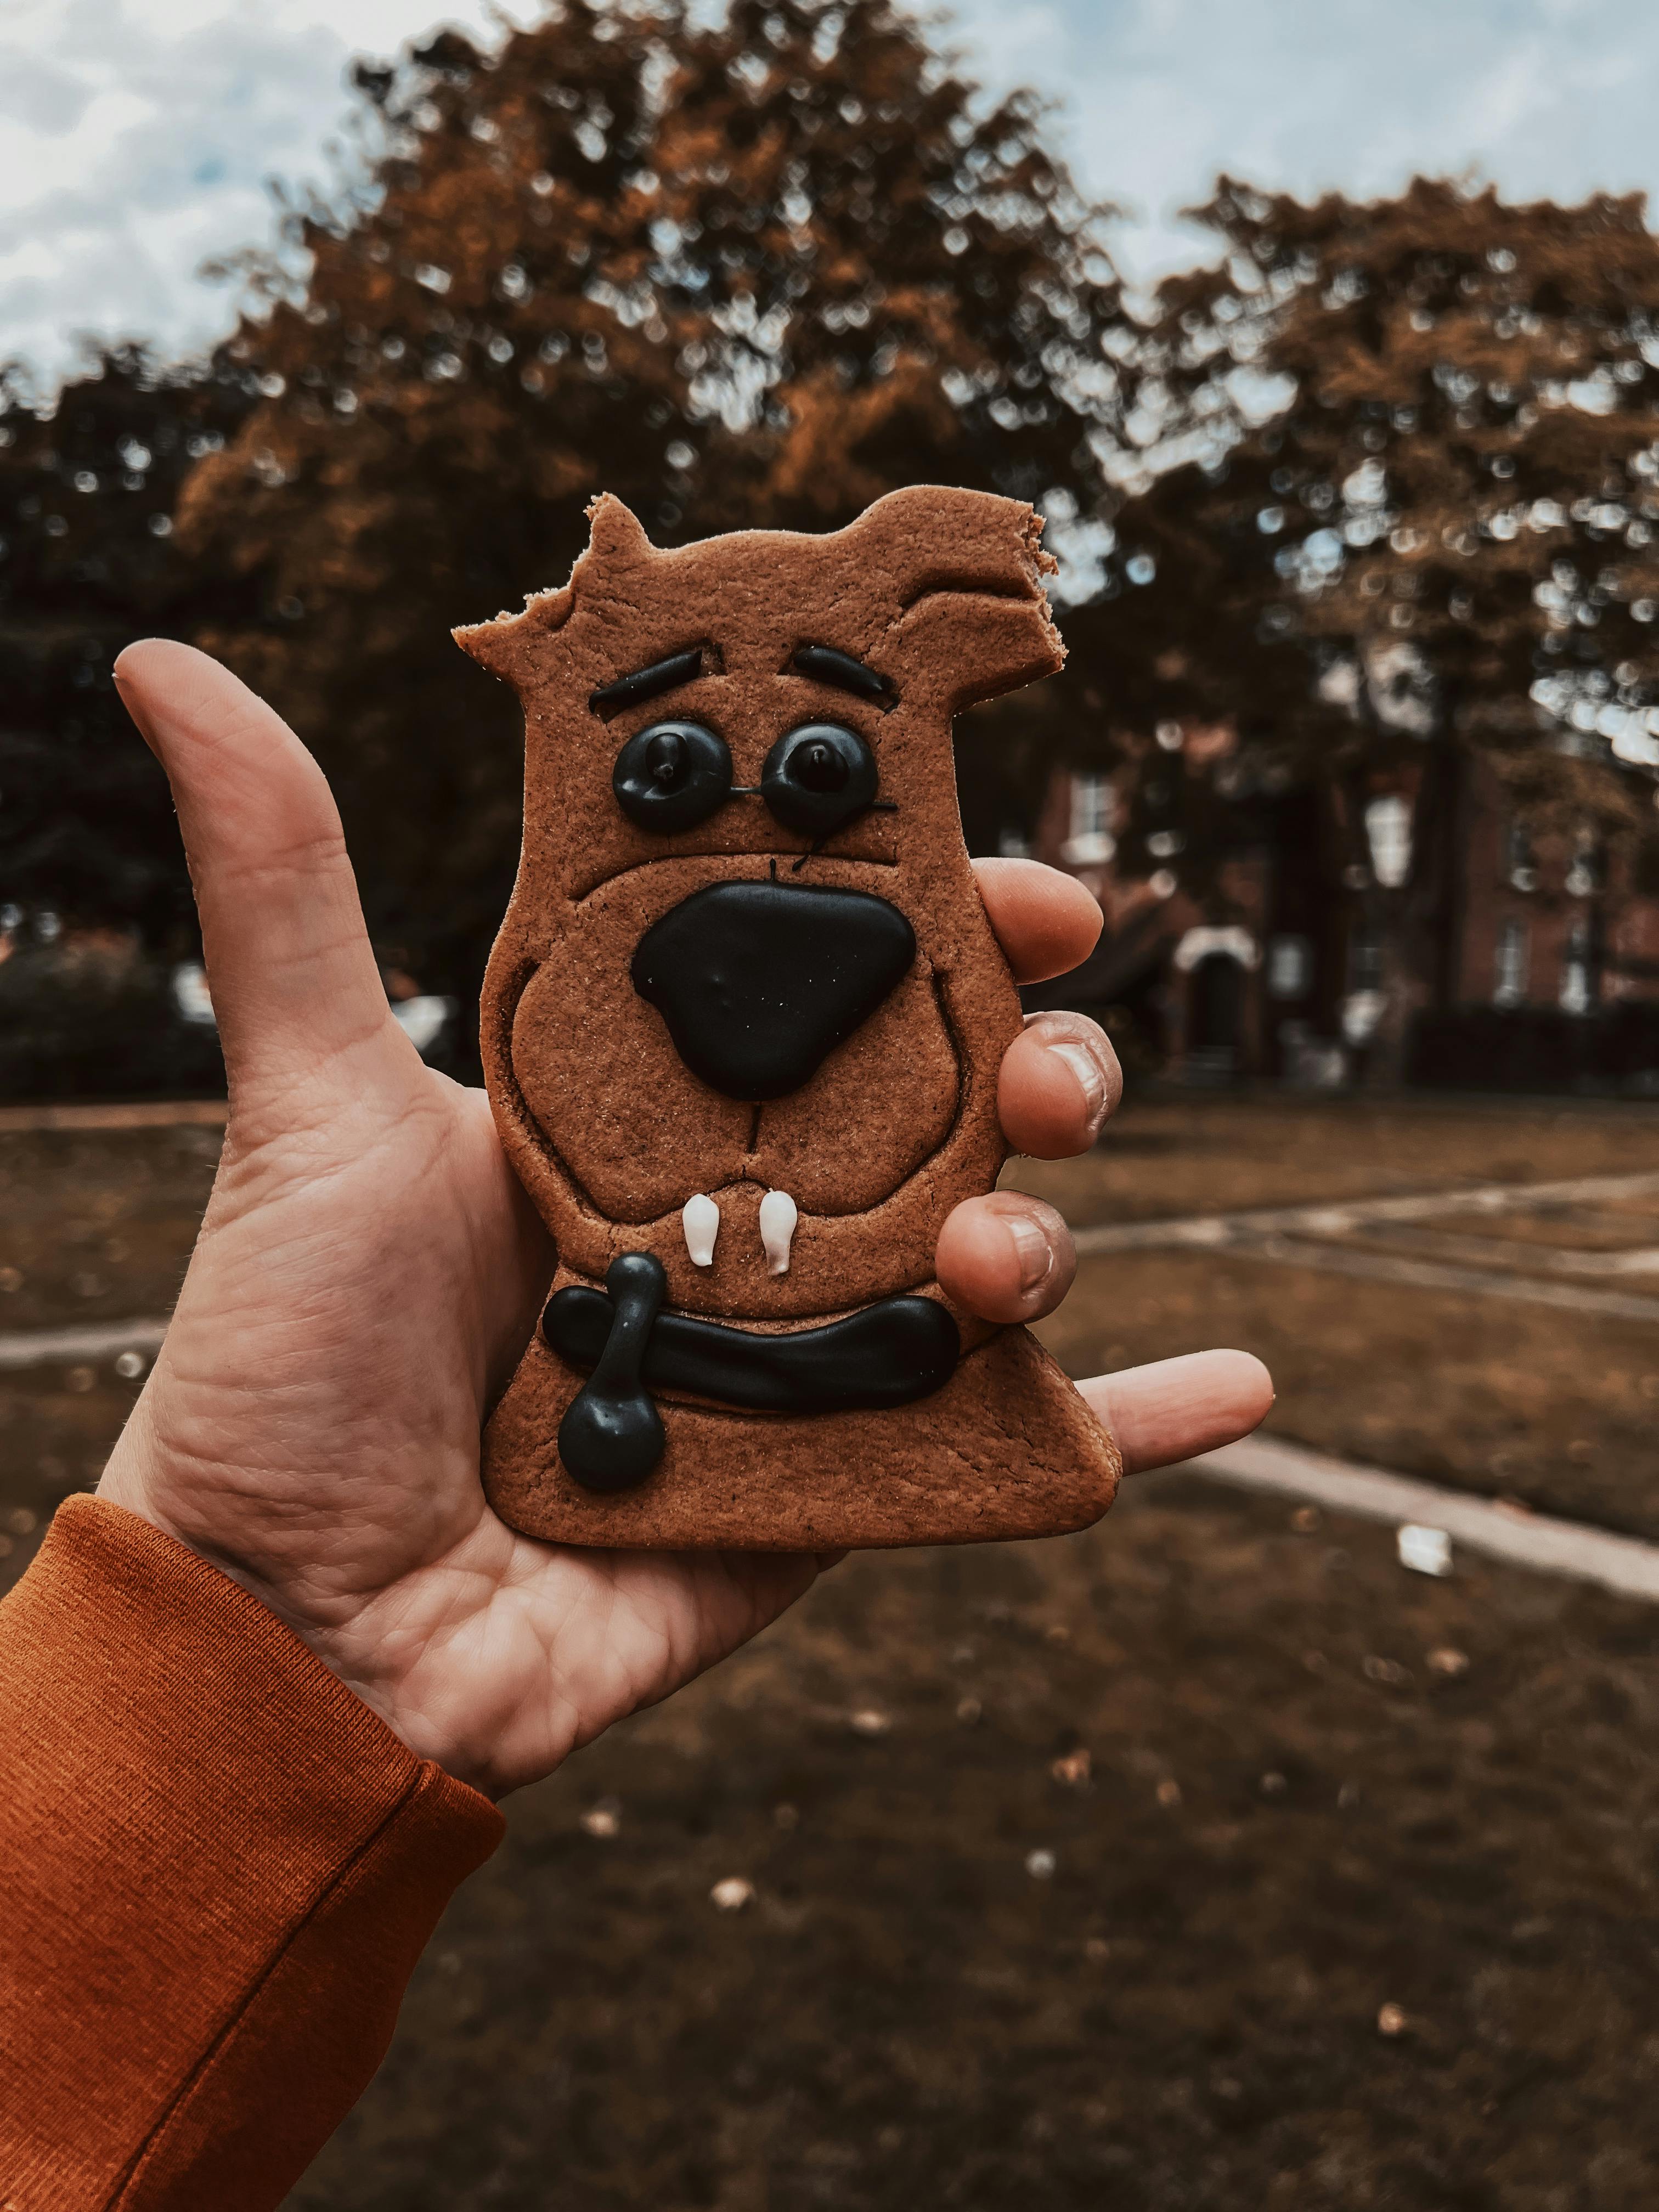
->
116;639;408;1105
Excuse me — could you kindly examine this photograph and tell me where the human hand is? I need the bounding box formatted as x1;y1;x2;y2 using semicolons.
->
98;642;1271;1799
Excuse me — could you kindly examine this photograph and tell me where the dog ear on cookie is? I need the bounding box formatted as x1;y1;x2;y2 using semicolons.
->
581;490;657;573
453;582;573;682
454;493;656;682
856;485;1067;708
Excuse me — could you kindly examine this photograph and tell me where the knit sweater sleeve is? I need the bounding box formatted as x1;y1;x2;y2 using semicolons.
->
0;1495;504;2211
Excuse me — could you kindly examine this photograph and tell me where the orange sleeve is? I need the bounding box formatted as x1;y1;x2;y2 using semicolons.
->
0;1496;505;2211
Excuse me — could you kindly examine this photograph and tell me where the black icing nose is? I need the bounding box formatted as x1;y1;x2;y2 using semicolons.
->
631;879;916;1101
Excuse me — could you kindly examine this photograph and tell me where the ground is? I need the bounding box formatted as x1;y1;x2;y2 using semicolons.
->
1013;1094;1659;1541
2;1093;1657;2208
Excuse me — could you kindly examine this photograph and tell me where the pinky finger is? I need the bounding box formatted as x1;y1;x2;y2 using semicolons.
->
1079;1350;1273;1477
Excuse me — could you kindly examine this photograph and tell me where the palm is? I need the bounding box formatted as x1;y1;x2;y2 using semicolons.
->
101;642;1270;1799
108;1029;820;1795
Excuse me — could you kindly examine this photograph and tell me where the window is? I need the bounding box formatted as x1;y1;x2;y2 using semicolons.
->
1560;916;1596;1015
1267;935;1313;999
1565;827;1602;899
1063;772;1117;867
1505;816;1536;893
1071;772;1112;840
1364;794;1412;888
1347;923;1384;993
1493;918;1529;1007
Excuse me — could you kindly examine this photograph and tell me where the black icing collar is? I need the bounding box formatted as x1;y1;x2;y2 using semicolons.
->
546;1252;960;1492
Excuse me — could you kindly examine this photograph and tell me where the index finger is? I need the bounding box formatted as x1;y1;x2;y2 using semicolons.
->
972;857;1102;984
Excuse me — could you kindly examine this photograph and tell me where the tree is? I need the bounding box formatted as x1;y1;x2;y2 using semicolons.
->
178;0;1132;994
0;346;251;943
1103;177;1659;1073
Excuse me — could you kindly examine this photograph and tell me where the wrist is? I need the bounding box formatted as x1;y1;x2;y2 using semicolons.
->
97;1427;364;1701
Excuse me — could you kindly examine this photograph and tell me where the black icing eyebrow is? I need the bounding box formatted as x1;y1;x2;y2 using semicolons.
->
790;642;898;709
589;645;707;721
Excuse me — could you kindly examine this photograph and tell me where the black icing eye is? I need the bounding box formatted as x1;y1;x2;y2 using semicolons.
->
612;720;732;833
761;722;879;837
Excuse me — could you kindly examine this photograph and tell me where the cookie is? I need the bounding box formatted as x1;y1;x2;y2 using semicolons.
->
456;485;1120;1549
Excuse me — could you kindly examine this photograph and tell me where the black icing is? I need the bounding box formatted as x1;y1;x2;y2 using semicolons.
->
761;722;879;837
631;878;915;1100
791;643;896;708
546;1283;960;1420
556;1251;668;1490
589;646;704;720
612;719;732;833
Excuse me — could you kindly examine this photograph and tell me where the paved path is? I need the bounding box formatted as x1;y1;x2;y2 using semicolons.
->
5;1161;1659;1600
0;1099;226;1135
1201;1236;1659;1324
0;1318;170;1373
1350;1220;1659;1278
3;1324;1656;1602
1069;1167;1659;1254
1069;1166;1659;1322
1181;1433;1659;1605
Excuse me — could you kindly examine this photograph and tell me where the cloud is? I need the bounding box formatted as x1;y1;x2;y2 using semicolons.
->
0;0;529;386
0;52;98;134
938;0;1659;285
3;0;1659;385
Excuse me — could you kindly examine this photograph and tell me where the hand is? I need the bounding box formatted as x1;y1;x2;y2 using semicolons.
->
98;643;1272;1799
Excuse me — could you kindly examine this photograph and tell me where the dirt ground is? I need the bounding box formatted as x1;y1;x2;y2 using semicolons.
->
3;1094;1658;2206
1005;1091;1659;1227
1011;1093;1659;1543
287;1483;1659;2212
1035;1248;1659;1541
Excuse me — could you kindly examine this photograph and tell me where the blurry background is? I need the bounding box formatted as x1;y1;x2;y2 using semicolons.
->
3;3;1658;2206
12;0;1659;1093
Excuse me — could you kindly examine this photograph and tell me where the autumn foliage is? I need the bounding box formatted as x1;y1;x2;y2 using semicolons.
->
175;0;1128;989
1090;178;1659;1063
8;5;1659;1086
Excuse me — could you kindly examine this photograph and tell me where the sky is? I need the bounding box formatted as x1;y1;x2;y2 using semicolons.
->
2;0;1658;386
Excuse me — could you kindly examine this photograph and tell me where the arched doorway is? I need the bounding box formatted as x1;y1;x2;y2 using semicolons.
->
1171;927;1259;1084
1186;952;1246;1081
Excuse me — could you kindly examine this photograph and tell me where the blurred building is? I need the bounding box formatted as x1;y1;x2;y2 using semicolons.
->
992;720;1659;1092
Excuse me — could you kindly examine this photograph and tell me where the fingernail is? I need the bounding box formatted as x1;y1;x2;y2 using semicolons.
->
1046;1038;1110;1137
1006;1211;1055;1294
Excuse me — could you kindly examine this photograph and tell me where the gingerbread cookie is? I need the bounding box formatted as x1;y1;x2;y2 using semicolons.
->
456;485;1120;1549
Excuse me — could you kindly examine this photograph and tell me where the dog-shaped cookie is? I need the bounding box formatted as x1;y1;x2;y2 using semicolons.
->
456;484;1120;1548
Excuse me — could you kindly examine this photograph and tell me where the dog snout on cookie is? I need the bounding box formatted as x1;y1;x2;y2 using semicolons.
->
630;878;916;1102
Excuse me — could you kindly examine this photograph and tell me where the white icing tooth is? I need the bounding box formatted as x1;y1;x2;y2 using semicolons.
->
759;1188;798;1277
682;1193;720;1268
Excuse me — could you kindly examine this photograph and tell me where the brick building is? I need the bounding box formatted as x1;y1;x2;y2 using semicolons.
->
969;704;1659;1091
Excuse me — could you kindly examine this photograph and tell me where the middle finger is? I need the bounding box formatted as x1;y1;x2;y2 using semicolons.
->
934;1191;1077;1324
998;1010;1122;1159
